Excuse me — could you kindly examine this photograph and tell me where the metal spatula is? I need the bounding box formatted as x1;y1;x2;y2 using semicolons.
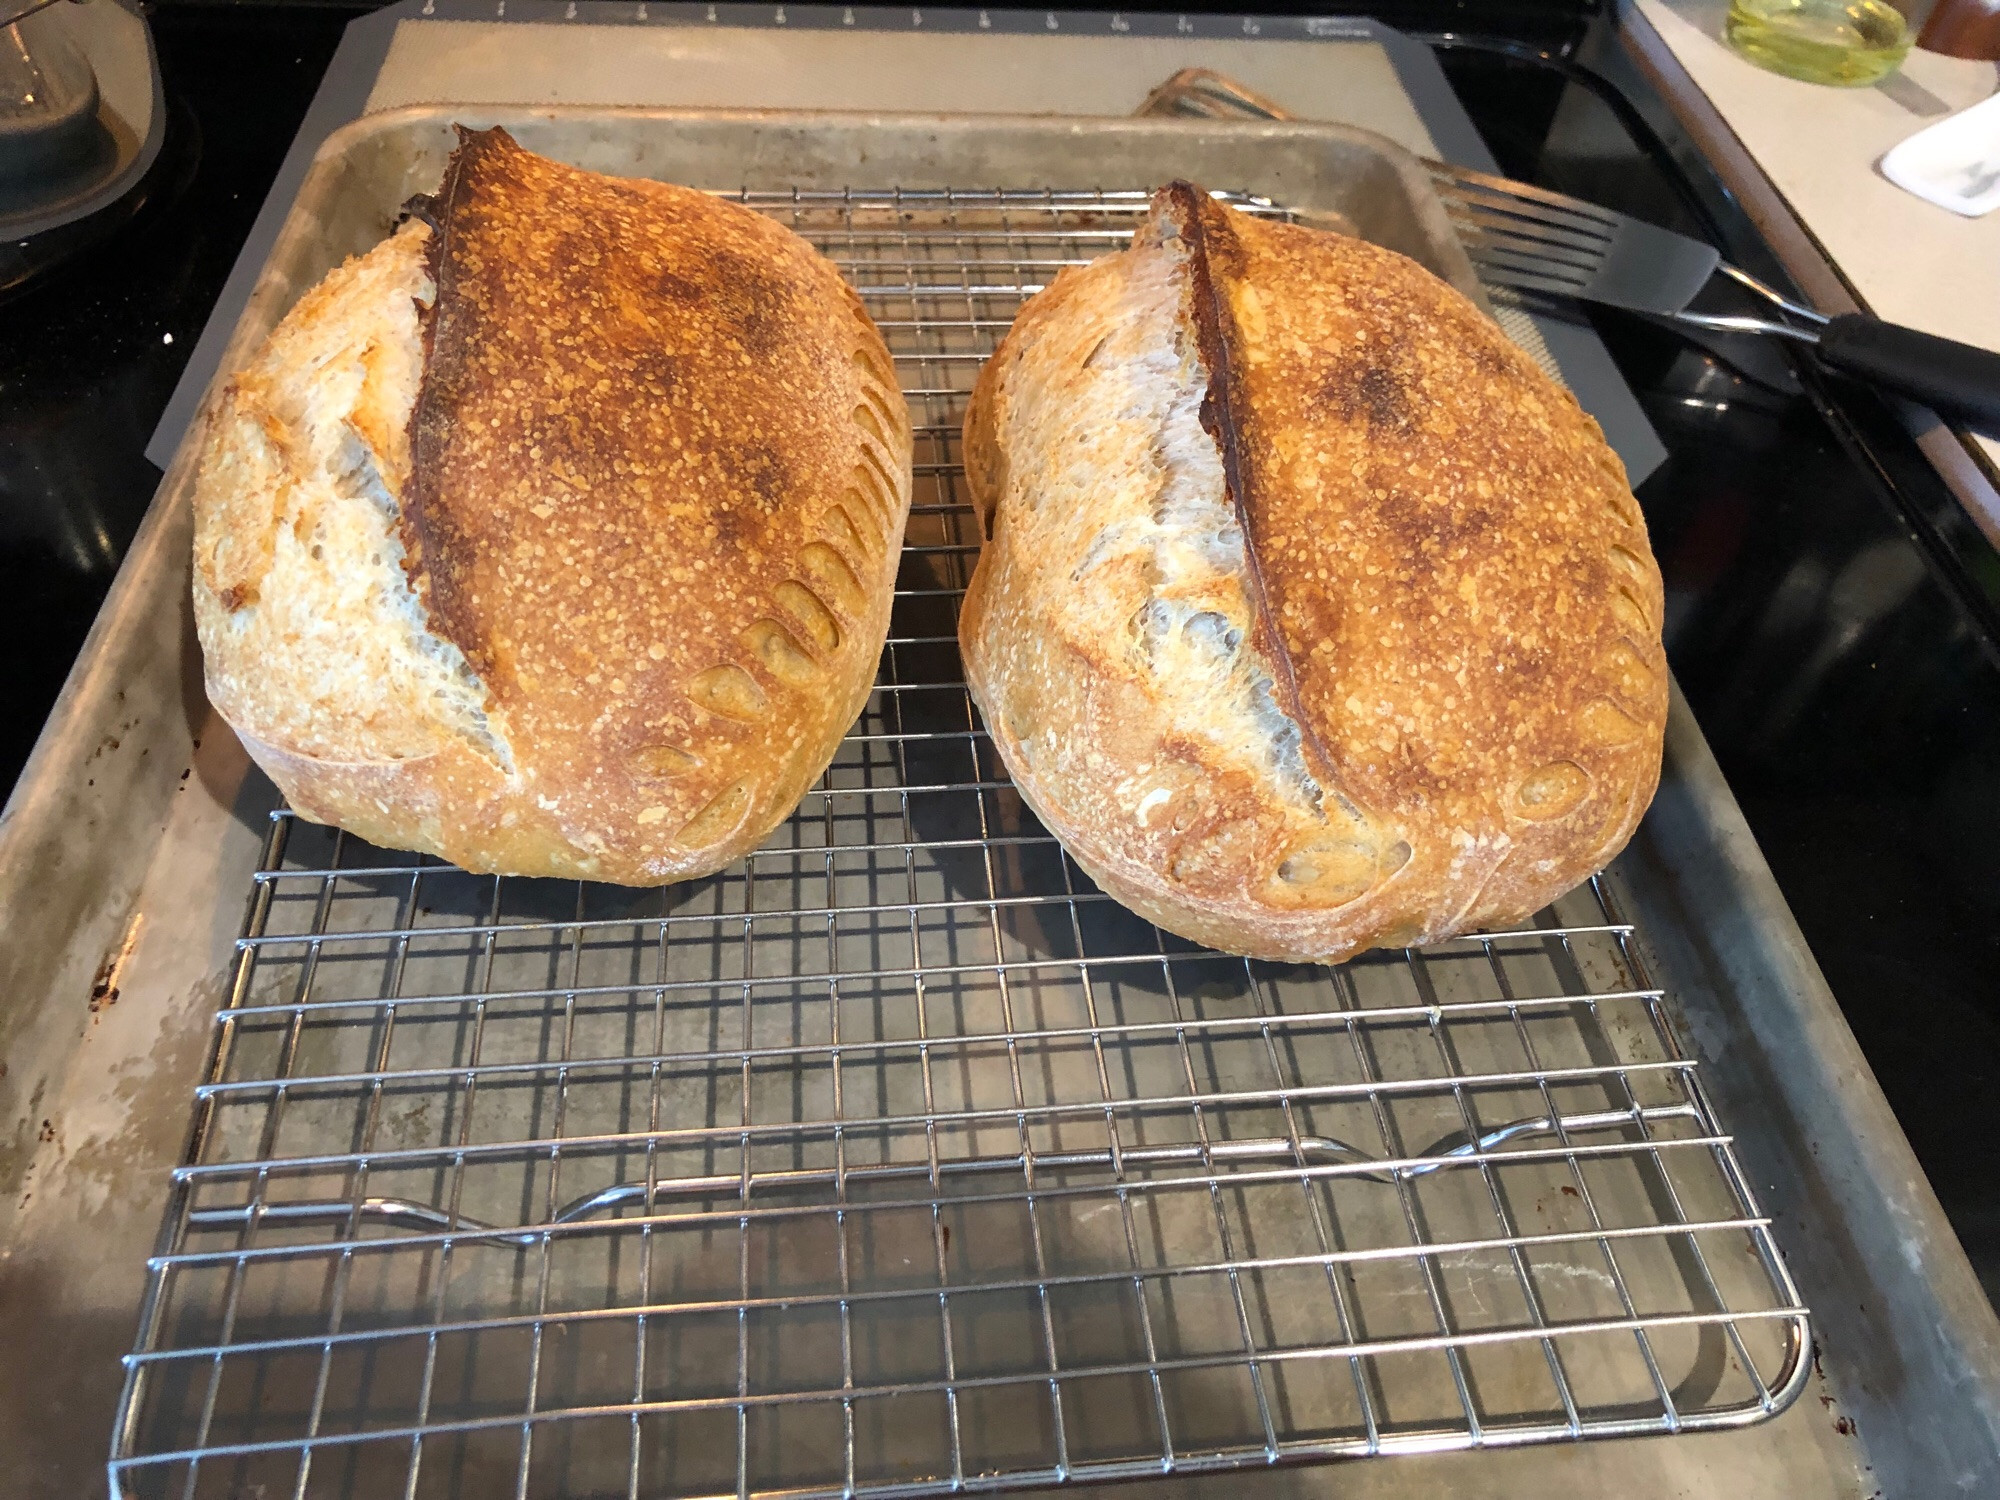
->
1140;67;2000;440
1436;164;2000;438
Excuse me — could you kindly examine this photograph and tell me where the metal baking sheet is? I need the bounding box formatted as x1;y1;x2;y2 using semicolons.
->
1;107;1993;1500
105;113;1807;1499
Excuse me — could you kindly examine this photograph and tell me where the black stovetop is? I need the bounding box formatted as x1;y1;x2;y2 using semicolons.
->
6;0;1999;1303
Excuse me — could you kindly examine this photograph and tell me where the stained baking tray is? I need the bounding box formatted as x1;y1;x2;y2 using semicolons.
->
117;108;1805;1494
3;107;1995;1500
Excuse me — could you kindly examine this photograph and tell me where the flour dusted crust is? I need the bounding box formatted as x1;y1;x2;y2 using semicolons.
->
193;127;912;883
959;183;1666;963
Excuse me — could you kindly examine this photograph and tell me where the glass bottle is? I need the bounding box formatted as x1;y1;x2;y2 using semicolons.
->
1725;0;1914;85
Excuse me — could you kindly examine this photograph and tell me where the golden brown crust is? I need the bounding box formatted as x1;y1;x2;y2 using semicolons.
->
195;128;912;883
960;185;1665;962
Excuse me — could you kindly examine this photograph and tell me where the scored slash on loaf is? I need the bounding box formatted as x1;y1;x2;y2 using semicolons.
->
959;182;1668;964
192;127;913;885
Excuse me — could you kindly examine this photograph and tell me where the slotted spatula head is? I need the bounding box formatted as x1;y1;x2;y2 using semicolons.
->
1429;164;1722;315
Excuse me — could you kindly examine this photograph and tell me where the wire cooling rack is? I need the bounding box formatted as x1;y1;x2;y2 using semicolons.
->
111;189;1809;1500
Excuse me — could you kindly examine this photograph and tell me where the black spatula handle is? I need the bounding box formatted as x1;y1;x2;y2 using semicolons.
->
1815;315;2000;438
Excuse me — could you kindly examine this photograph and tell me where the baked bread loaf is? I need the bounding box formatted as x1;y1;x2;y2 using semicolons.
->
960;183;1666;963
193;127;911;884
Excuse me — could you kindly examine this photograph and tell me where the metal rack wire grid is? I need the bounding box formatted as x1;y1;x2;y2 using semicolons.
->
111;187;1810;1500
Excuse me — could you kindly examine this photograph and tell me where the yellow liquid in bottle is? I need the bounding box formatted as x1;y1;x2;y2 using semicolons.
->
1725;0;1912;85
